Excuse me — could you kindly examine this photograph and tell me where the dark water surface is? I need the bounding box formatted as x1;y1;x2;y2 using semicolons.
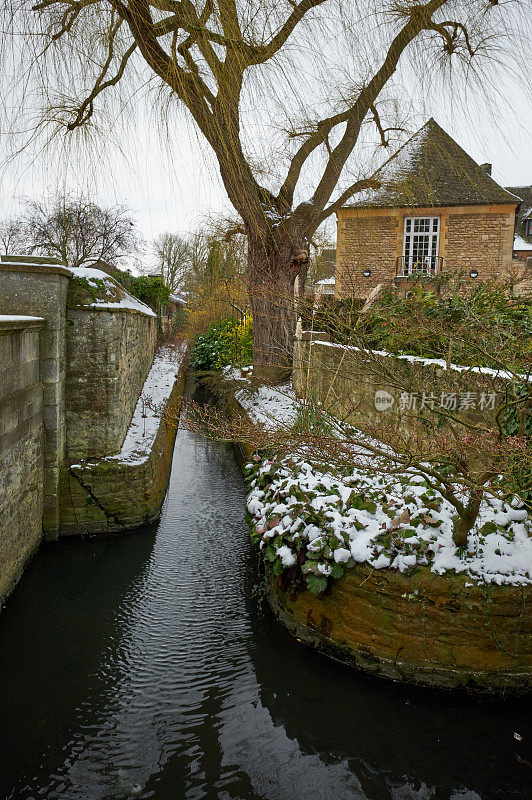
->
0;420;530;799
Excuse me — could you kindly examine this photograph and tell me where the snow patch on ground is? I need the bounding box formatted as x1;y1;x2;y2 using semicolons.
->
236;382;298;429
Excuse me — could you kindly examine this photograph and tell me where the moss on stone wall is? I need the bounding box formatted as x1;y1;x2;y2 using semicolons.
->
267;562;531;693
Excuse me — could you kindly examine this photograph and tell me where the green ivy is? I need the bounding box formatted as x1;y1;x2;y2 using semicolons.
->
129;275;170;308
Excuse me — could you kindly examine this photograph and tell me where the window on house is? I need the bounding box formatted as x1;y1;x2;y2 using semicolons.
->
402;217;440;275
526;219;532;237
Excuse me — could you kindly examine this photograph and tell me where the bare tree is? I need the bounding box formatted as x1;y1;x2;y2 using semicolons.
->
153;232;190;290
0;217;27;255
19;194;142;269
2;1;528;371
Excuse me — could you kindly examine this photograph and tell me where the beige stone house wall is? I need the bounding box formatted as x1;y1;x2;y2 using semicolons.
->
336;203;517;298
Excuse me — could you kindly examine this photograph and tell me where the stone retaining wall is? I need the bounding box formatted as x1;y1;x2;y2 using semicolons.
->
0;255;175;606
66;306;156;459
293;332;504;435
268;564;531;693
58;361;186;534
0;318;45;602
0;256;71;537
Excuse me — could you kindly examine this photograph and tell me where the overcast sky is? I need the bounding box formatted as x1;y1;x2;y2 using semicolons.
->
1;4;531;255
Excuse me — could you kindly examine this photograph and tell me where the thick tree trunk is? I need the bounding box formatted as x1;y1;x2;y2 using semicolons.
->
247;230;308;382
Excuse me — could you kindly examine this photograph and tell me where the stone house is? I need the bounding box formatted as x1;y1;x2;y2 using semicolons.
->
335;118;520;298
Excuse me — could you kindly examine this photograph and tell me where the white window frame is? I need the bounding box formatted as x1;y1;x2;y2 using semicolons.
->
402;216;440;276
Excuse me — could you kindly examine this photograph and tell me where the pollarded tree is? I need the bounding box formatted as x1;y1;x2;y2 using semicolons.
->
2;1;528;370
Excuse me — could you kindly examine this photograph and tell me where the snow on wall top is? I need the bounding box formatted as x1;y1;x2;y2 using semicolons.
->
68;266;156;317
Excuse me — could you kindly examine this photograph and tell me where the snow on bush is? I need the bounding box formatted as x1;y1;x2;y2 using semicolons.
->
245;456;531;595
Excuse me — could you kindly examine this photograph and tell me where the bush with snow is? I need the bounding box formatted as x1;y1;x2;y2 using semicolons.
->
245;455;531;596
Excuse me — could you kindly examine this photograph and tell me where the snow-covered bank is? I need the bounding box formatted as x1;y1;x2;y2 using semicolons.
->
240;381;531;588
72;344;186;468
236;381;298;429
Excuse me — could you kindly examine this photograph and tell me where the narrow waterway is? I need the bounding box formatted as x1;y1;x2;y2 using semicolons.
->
0;403;530;799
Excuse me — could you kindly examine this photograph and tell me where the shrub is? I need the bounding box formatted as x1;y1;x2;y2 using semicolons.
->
129;275;171;309
189;316;253;371
359;282;532;371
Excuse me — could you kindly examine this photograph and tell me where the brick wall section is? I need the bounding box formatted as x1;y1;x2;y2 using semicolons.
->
444;211;515;277
0;319;44;603
58;361;186;534
0;258;70;538
66;306;156;459
336;214;398;298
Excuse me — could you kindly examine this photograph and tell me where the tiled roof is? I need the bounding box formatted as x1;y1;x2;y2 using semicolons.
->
346;118;519;209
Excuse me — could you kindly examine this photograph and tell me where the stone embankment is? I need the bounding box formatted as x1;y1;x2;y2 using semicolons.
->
232;347;530;693
0;316;45;601
60;348;186;533
268;566;530;693
0;255;187;606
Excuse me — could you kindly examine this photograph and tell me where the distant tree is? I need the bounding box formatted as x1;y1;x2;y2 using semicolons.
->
19;194;142;269
153;232;190;291
0;217;27;255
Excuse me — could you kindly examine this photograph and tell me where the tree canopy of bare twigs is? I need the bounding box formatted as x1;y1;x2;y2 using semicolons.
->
0;217;27;255
13;194;142;269
152;232;191;290
1;0;529;369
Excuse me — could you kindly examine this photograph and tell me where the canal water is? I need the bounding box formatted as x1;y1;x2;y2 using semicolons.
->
0;420;530;799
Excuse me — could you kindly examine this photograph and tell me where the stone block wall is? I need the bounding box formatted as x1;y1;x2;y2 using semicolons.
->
59;361;186;534
268;563;531;692
0;257;70;538
336;213;398;298
0;255;182;603
66;306;156;459
0;318;44;603
444;210;515;278
293;333;503;436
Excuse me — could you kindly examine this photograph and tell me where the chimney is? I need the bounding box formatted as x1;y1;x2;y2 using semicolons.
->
480;163;492;176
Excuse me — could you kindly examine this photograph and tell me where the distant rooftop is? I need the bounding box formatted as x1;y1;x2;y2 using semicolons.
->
346;118;519;210
514;235;532;252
